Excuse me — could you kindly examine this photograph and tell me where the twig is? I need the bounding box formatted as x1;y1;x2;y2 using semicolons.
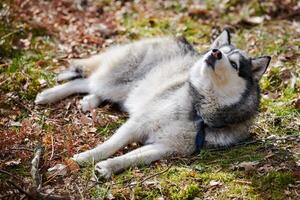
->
0;169;14;177
0;63;9;68
0;78;8;87
35;192;71;200
49;135;55;161
43;168;66;186
75;183;84;200
140;165;172;185
111;176;133;186
10;147;34;152
31;145;43;190
10;98;33;113
7;180;34;199
0;29;21;41
0;194;13;199
30;145;71;199
233;180;252;184
0;168;23;181
1;151;70;199
280;8;300;19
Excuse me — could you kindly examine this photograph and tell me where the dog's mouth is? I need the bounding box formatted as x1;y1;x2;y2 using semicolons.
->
205;55;216;70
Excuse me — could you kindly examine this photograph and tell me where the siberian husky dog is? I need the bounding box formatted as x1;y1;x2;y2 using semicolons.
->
35;30;271;178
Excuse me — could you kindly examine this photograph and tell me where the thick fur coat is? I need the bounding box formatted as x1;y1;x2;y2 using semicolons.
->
35;30;271;178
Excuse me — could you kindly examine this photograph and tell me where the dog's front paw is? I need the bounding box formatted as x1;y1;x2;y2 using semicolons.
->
72;151;94;166
35;91;49;104
95;161;112;179
80;95;100;112
35;89;57;104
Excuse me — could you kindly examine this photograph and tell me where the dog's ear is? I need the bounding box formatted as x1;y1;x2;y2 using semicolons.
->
211;29;231;49
251;56;271;81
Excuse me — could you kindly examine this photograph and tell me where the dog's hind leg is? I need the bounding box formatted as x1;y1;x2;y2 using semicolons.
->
72;119;142;165
35;79;89;104
57;55;103;82
94;144;172;179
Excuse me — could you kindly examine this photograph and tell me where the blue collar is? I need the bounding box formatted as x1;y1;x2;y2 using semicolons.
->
193;110;227;153
194;112;206;152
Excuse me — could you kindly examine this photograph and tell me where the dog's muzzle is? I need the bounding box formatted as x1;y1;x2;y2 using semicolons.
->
205;49;222;69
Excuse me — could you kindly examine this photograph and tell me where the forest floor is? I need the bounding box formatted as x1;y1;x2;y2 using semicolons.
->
0;0;299;199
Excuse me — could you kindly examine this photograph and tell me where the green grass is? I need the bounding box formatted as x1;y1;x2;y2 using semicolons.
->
0;14;56;100
97;119;126;136
252;171;295;200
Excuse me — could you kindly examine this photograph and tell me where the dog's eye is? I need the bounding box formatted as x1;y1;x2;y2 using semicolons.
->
230;61;238;70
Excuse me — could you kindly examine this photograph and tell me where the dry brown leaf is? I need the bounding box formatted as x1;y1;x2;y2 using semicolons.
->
209;180;222;187
64;158;80;173
294;98;300;109
258;164;274;173
5;158;21;166
48;164;68;176
237;161;259;171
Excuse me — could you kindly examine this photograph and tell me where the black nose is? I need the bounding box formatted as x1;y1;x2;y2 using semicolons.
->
211;49;222;60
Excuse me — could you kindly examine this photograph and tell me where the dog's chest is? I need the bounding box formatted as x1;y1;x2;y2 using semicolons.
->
124;57;194;115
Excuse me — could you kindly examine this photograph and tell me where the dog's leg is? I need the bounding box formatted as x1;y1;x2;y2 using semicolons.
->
57;55;103;82
35;79;89;104
94;144;172;179
80;94;102;112
71;55;103;71
72;119;141;165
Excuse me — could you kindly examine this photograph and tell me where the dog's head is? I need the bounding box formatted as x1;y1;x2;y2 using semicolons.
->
190;29;271;107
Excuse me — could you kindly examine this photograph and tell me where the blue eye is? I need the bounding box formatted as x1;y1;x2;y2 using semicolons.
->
230;61;238;70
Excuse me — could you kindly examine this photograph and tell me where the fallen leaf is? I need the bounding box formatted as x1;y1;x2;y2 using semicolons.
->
209;180;222;187
48;164;68;176
38;79;47;87
258;164;274;173
143;180;159;186
237;161;259;171
88;127;97;133
242;16;264;25
294;98;300;109
5;158;21;166
64;158;80;173
80;114;92;125
188;5;210;18
280;68;292;82
8;121;22;127
293;170;300;181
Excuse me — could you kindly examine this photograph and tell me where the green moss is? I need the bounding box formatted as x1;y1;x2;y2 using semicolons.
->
133;186;160;200
90;185;110;200
121;15;172;39
252;171;295;200
0;165;30;181
0;18;55;100
220;182;259;200
0;52;55;100
196;146;264;169
171;183;201;200
261;67;282;92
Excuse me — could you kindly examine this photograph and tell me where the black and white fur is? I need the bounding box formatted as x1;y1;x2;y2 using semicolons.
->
35;30;271;178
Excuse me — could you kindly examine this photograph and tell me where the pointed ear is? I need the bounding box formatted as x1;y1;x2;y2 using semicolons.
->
211;29;231;49
251;56;271;81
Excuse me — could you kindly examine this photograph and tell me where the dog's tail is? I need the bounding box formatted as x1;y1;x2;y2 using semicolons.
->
57;55;102;82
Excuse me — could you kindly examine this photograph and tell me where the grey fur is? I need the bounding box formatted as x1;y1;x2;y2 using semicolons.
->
35;31;271;178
